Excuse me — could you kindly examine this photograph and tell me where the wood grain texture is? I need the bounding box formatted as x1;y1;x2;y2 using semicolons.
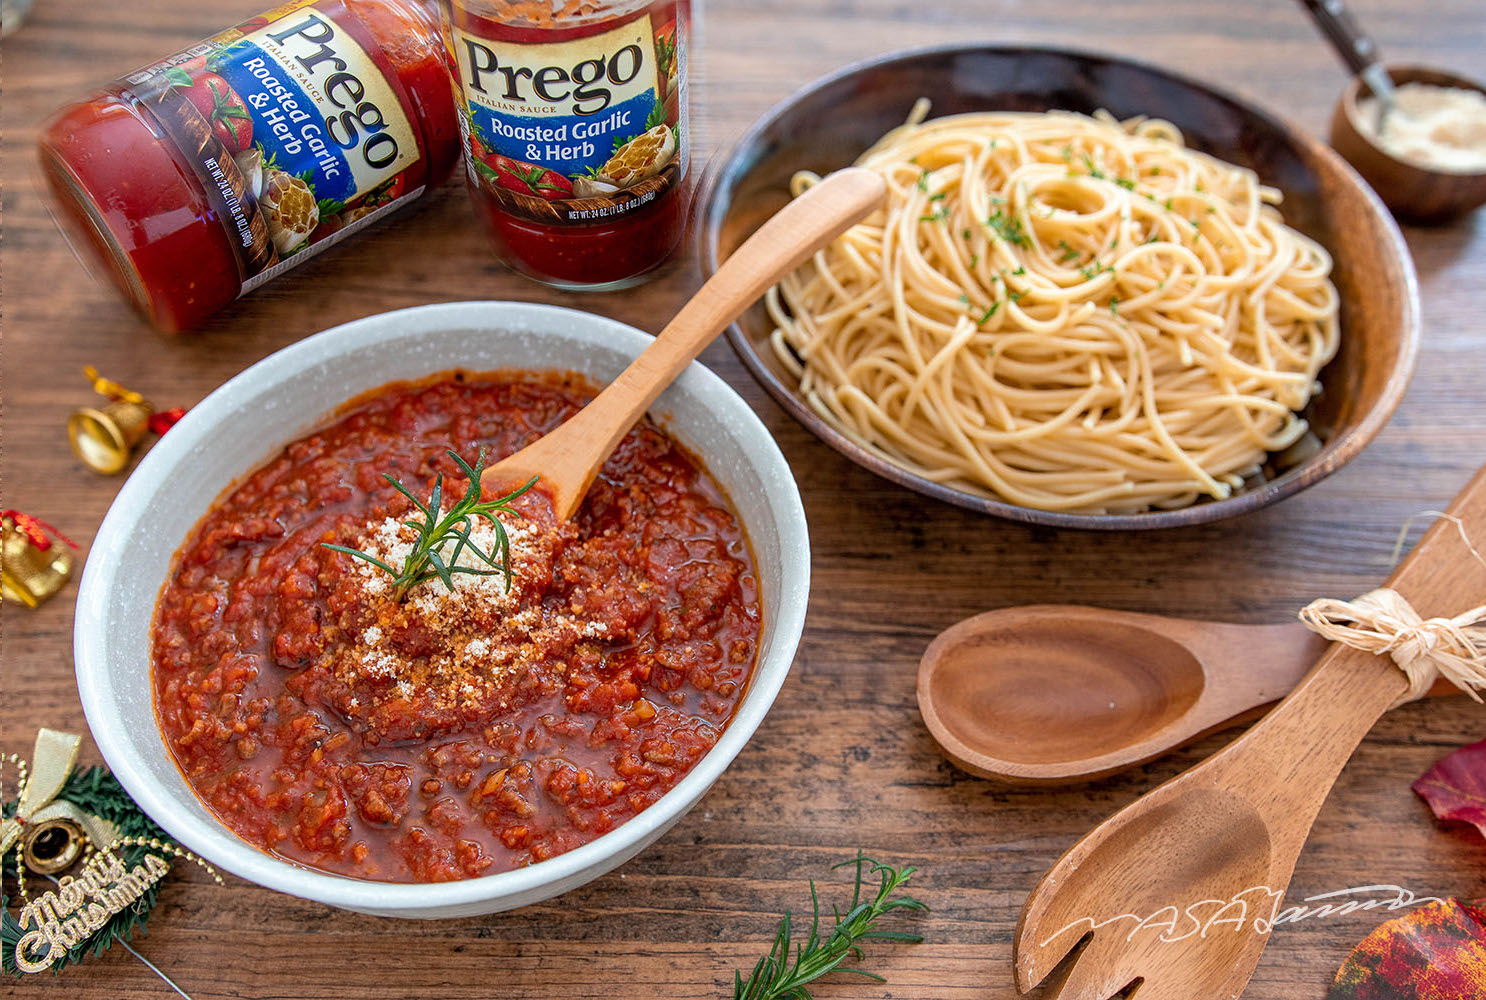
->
1014;465;1486;1000
2;1;1485;998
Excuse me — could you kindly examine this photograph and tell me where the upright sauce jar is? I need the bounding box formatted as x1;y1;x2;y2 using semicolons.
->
37;0;460;332
441;0;691;289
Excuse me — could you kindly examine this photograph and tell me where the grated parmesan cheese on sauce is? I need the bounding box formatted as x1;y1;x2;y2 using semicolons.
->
322;506;609;730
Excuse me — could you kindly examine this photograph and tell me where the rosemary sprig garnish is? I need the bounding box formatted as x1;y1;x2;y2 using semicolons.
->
322;447;537;603
733;853;927;1000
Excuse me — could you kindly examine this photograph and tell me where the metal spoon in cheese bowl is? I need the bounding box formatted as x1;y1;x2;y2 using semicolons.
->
1297;0;1396;130
1298;0;1486;221
481;166;886;515
917;604;1454;784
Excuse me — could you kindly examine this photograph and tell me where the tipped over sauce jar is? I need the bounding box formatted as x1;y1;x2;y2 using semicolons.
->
440;0;692;289
37;0;460;332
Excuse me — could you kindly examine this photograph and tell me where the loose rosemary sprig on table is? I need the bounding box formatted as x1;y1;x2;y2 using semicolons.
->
322;447;537;603
733;854;927;1000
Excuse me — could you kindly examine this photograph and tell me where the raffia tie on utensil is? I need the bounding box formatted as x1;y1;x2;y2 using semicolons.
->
1300;589;1486;706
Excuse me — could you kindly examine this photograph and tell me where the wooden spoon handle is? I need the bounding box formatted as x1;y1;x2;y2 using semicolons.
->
1177;620;1452;726
482;167;886;519
1210;462;1486;851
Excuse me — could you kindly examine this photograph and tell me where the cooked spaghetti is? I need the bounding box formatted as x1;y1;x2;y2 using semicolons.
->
765;107;1340;514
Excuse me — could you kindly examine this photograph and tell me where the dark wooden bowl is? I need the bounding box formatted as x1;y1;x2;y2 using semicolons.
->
1331;65;1486;224
700;45;1421;530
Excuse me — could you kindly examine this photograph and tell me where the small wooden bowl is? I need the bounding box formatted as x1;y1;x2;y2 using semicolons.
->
1331;65;1486;224
701;45;1422;530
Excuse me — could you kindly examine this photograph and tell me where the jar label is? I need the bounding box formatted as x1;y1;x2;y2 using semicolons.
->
119;0;425;294
448;8;687;225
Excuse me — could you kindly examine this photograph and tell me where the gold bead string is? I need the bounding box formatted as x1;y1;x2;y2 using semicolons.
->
5;752;30;806
3;752;223;898
13;842;27;903
3;752;26;800
106;836;224;885
7;752;30;903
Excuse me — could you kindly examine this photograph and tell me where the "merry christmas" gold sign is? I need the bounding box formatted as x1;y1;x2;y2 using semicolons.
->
13;850;171;973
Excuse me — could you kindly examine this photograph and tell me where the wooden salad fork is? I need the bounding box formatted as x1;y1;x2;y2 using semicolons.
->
480;167;886;519
1015;463;1486;1000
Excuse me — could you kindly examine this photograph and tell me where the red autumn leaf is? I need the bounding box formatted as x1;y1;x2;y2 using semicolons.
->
1414;738;1486;839
1328;898;1486;999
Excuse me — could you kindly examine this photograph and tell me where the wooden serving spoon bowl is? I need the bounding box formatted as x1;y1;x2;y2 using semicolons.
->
919;606;1452;785
918;608;1324;785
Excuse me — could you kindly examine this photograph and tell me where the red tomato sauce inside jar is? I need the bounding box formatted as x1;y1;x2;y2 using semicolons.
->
38;0;459;332
473;187;686;289
444;0;691;288
152;373;760;882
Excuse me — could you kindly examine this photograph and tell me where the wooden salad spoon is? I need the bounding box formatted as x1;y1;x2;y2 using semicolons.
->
918;606;1453;785
479;167;886;518
1014;462;1486;1000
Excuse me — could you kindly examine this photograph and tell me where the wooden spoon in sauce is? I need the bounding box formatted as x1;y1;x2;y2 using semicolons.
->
917;604;1452;785
480;167;886;518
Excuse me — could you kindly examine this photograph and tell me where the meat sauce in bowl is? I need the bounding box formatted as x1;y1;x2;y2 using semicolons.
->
152;372;760;882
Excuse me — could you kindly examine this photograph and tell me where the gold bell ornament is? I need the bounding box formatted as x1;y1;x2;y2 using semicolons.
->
1;510;79;608
68;366;186;475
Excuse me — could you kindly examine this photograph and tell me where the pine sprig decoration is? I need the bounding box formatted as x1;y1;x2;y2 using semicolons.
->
733;853;927;1000
3;766;169;976
322;447;537;603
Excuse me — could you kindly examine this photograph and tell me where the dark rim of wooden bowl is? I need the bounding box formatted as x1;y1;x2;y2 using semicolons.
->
699;43;1421;531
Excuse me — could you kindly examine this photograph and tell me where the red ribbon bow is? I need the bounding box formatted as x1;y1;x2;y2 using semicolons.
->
1;512;80;552
147;407;187;436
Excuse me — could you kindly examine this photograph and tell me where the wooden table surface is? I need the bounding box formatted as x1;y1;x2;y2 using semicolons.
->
4;1;1485;997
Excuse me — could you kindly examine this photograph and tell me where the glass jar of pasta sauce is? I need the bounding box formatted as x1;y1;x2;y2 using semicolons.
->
440;0;691;289
37;0;460;332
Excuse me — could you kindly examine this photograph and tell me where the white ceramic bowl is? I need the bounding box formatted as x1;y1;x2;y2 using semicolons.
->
74;301;809;918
